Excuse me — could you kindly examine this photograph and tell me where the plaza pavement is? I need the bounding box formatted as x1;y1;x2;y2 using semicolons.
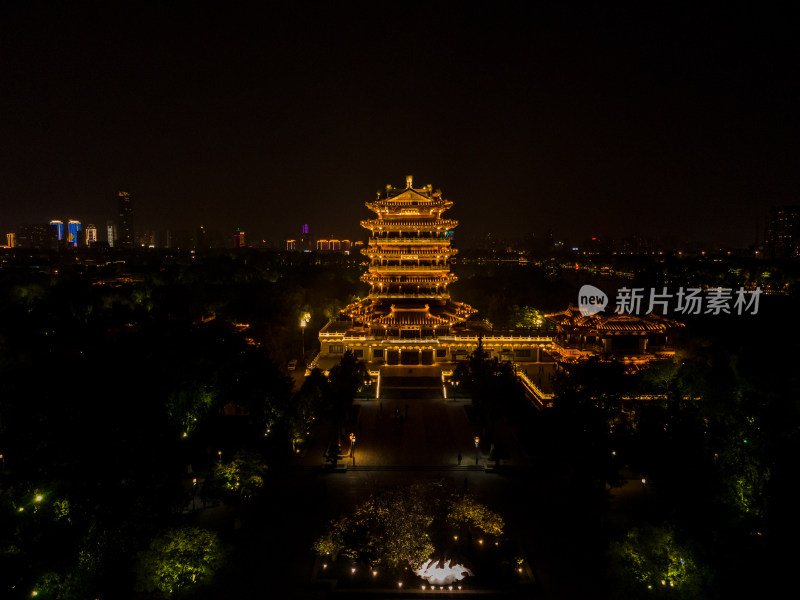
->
293;362;557;471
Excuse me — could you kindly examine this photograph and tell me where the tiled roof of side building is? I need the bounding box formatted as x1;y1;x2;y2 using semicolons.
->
546;305;684;333
319;320;354;334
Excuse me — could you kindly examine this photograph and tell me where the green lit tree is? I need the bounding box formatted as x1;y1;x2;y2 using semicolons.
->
134;527;225;596
446;494;505;537
609;524;708;598
204;450;266;505
313;484;435;569
313;485;506;570
507;305;545;328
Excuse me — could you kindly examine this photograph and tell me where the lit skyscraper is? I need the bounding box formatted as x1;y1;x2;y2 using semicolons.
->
67;220;82;247
117;191;134;249
6;233;15;248
50;220;64;241
299;223;311;250
765;205;800;259
234;227;246;248
106;221;116;248
85;224;98;246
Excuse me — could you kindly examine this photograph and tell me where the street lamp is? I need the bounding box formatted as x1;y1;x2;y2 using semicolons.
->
349;433;356;463
474;435;480;464
300;312;311;358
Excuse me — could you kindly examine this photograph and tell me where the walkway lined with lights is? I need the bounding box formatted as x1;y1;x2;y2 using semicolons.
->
293;391;536;471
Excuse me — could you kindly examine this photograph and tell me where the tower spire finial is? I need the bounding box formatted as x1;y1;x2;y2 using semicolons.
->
406;175;413;188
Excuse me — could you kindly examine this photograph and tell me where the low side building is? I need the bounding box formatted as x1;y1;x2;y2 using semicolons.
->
546;305;683;369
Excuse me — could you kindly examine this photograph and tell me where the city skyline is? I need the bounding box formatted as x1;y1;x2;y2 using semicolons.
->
1;4;798;246
5;184;796;253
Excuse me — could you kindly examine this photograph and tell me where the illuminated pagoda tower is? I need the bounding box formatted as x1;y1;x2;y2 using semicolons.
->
314;176;681;403
318;176;477;369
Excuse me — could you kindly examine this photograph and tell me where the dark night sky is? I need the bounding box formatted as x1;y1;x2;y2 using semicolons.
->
1;2;798;246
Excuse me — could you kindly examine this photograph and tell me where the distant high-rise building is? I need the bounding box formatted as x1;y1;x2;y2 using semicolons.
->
6;233;15;248
234;227;246;248
17;224;52;249
286;239;297;250
316;238;350;252
85;224;98;246
50;220;64;241
117;191;134;249
106;221;116;248
765;205;800;259
299;224;312;250
195;226;210;250
67;220;82;247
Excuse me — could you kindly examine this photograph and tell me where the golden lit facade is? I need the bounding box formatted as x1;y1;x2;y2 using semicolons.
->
316;176;550;371
312;176;683;407
545;306;683;369
346;174;475;333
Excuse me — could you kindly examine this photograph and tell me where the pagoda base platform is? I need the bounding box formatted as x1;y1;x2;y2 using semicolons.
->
377;365;445;400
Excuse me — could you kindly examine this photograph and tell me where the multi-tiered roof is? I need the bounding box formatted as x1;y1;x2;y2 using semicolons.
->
342;176;475;331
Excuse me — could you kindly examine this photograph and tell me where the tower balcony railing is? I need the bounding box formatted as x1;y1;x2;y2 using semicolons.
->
369;238;452;245
362;247;456;256
371;265;449;271
361;219;458;230
364;278;458;287
366;199;451;210
369;292;451;299
361;277;456;293
437;334;554;343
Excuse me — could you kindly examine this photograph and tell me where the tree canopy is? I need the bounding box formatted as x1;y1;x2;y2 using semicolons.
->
313;484;504;570
134;527;225;596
